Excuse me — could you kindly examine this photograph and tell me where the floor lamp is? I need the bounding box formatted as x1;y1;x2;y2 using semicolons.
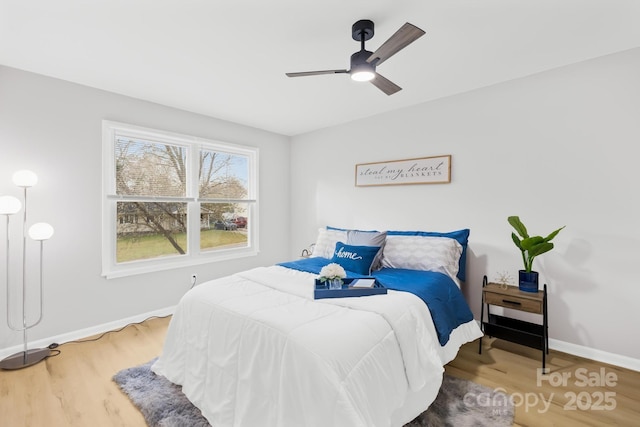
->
0;170;54;370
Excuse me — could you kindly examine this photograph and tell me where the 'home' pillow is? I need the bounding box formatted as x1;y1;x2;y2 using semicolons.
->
331;242;381;275
327;226;387;271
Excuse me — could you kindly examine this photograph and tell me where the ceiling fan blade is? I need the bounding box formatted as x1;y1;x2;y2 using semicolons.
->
370;73;402;96
286;70;348;77
366;22;425;66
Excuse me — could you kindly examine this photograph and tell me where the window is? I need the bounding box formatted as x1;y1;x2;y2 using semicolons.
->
102;121;258;278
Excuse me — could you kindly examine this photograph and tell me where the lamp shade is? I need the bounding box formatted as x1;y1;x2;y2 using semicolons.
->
0;196;22;215
12;170;38;188
28;222;54;241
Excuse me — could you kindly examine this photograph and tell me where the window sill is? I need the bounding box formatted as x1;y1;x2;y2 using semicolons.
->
102;248;259;279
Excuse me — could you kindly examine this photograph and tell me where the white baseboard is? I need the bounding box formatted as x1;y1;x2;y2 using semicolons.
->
0;305;176;360
549;338;640;372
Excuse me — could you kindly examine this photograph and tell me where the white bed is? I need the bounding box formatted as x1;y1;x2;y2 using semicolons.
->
152;227;483;426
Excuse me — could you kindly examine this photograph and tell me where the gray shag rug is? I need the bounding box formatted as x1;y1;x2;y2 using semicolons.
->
114;359;514;427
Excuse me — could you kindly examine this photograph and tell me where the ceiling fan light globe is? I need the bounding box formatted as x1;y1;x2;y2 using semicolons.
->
351;71;375;82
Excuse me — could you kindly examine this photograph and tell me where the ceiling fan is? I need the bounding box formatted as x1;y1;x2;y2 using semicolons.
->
285;19;425;95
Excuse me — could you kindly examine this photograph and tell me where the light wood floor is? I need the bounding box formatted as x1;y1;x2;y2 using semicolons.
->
1;316;638;426
449;338;639;426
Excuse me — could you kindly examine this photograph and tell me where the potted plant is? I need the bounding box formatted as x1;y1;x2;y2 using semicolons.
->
508;216;565;292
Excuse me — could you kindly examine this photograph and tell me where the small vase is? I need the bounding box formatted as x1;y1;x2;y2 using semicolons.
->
519;270;539;293
327;278;343;290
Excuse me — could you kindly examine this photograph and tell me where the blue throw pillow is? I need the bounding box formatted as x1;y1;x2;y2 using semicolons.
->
331;242;381;275
326;226;387;271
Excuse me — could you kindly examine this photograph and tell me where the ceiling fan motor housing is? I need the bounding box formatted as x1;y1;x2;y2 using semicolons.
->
350;49;376;73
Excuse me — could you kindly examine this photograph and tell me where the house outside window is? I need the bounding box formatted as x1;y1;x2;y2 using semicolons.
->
102;121;258;278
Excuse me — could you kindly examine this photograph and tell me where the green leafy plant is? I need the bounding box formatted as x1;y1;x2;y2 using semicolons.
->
508;216;565;273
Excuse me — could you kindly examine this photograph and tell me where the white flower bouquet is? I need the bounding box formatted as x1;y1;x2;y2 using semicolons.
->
319;263;346;283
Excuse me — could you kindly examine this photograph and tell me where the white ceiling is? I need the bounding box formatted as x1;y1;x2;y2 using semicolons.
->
1;1;639;136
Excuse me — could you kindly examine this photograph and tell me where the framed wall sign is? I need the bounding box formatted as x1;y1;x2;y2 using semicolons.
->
355;155;451;187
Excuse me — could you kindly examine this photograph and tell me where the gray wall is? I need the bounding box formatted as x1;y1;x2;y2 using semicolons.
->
290;48;640;365
0;66;291;352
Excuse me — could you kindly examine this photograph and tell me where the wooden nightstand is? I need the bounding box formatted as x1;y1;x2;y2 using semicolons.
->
479;275;549;370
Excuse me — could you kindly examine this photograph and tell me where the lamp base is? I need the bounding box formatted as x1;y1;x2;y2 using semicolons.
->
0;348;50;370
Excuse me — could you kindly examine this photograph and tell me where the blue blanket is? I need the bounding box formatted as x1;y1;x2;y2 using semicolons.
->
277;258;474;345
371;268;474;346
278;257;370;278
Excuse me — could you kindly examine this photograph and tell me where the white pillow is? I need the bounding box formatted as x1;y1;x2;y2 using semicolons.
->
311;228;348;258
381;235;462;283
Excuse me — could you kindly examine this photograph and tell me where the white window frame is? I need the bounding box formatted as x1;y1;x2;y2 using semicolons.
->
101;120;259;279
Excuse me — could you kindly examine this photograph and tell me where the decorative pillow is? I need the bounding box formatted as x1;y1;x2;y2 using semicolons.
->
311;227;348;258
330;242;381;275
381;235;463;283
327;226;387;271
387;229;470;281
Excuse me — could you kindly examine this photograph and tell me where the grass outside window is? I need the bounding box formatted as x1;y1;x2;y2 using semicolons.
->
117;229;247;263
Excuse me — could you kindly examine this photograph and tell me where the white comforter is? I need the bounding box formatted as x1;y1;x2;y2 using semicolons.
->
152;265;482;427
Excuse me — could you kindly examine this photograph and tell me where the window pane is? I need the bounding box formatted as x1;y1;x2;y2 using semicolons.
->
199;150;248;199
116;201;187;262
200;202;248;251
115;137;187;197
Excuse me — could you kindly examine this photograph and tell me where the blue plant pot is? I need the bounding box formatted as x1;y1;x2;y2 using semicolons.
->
519;270;539;293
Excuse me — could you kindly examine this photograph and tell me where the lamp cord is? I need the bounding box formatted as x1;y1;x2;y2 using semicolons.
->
44;314;172;360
